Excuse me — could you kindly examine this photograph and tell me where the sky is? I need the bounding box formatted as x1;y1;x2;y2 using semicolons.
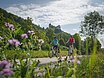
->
0;0;104;47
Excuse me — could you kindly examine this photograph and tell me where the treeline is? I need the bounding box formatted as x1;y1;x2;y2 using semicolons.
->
0;8;102;54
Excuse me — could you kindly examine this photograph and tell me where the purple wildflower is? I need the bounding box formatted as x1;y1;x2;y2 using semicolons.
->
8;39;21;46
12;39;21;46
27;30;35;35
77;60;81;64
5;22;9;27
0;68;13;76
8;40;14;45
0;60;9;68
70;59;81;64
21;34;28;39
8;24;14;28
9;24;15;31
5;22;15;31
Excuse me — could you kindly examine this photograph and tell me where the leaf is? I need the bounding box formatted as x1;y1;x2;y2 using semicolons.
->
14;27;21;35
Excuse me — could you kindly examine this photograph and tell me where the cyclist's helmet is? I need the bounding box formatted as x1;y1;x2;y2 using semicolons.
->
54;36;57;39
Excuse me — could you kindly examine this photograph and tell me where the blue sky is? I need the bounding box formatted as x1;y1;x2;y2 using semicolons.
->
0;0;104;35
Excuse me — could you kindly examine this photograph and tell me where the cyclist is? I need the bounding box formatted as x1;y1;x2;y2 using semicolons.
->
66;35;75;60
50;36;61;61
50;36;59;54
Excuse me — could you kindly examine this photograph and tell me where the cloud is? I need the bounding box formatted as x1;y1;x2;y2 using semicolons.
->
6;0;104;27
73;29;77;31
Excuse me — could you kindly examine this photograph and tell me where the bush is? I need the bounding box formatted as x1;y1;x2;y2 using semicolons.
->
42;43;50;50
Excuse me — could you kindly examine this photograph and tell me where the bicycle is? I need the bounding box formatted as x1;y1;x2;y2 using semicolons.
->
65;44;74;61
48;46;58;57
48;46;62;61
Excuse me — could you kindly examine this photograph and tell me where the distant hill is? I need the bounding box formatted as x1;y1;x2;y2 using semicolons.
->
48;23;62;34
0;8;43;31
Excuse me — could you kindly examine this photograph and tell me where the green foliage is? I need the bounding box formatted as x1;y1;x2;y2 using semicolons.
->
42;43;50;50
46;28;55;42
80;11;104;37
59;38;65;46
73;33;81;54
60;46;68;51
81;37;101;55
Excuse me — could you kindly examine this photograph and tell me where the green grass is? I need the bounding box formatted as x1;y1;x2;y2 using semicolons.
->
0;50;68;59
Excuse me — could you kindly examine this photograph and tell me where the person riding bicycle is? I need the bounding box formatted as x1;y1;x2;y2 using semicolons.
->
66;35;75;60
68;35;75;46
50;36;61;61
50;36;60;53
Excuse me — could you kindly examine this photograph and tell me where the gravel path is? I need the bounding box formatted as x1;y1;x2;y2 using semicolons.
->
34;57;66;64
33;55;83;64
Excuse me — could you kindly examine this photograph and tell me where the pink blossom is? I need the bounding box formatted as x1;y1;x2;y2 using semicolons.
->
70;59;75;63
0;60;9;68
12;39;21;46
4;22;15;31
0;60;13;77
21;34;28;39
0;68;13;76
70;59;81;64
27;30;35;35
77;60;81;64
8;40;14;45
8;24;15;30
8;24;14;28
8;39;21;46
15;41;21;46
5;22;9;27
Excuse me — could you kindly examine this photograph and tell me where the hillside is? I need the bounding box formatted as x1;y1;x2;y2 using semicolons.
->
0;8;71;50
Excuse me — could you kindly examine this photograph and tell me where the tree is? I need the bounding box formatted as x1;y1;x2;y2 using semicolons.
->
80;11;104;38
46;28;55;42
25;17;33;30
80;11;104;53
84;37;101;54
